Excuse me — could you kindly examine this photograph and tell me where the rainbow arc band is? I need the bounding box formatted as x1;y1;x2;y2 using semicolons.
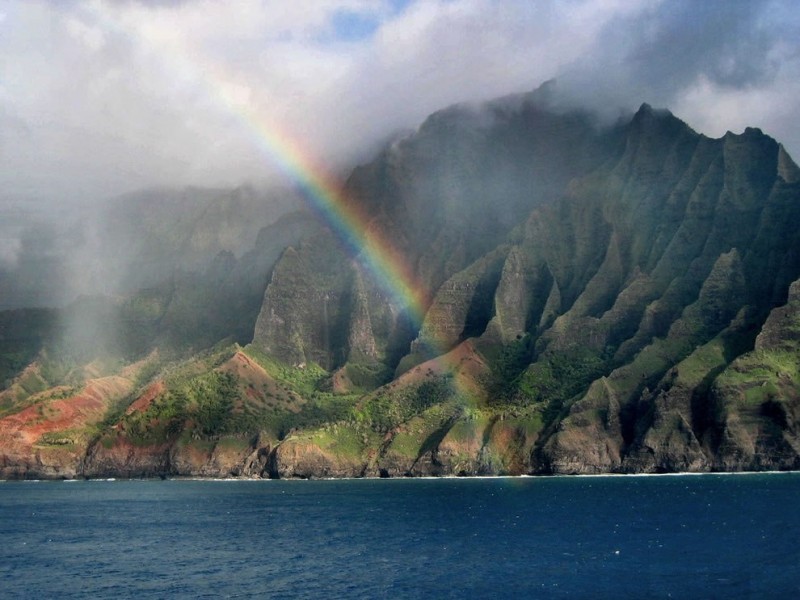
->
81;3;475;401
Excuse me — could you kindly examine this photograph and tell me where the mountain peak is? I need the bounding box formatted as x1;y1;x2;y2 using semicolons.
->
632;102;675;123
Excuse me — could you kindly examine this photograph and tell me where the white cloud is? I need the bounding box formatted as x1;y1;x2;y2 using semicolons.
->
677;75;797;136
65;16;105;52
1;0;799;204
673;39;800;150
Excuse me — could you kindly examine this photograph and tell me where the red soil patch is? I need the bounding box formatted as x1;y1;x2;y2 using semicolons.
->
126;381;166;415
392;339;491;398
218;352;273;385
0;376;133;448
218;351;284;402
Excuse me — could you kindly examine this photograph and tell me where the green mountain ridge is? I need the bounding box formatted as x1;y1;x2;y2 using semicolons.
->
2;88;800;479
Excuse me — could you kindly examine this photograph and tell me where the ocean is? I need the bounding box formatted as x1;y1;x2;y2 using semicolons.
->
1;474;798;598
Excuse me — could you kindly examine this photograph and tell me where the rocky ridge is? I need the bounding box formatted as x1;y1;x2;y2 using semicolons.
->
2;88;800;478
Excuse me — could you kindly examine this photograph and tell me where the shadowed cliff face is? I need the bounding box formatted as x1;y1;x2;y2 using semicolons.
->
252;87;624;371
247;93;800;477
3;87;800;479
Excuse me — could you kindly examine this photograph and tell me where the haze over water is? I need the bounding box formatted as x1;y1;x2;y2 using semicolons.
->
1;474;798;598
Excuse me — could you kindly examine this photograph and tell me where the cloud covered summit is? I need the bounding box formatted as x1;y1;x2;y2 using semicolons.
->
2;0;800;204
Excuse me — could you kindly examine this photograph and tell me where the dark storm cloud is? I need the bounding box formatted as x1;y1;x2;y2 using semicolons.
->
556;0;795;113
628;1;777;89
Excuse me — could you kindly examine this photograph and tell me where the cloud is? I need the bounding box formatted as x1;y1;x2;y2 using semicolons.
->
1;0;799;205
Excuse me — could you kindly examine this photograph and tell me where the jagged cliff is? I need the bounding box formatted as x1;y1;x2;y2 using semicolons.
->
2;87;800;479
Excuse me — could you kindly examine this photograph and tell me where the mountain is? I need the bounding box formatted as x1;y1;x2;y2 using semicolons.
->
2;86;800;479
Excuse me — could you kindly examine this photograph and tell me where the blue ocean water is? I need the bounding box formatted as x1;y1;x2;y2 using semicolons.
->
1;474;798;599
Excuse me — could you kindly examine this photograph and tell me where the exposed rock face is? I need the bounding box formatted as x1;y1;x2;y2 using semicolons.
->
346;269;379;362
252;229;398;370
83;436;264;479
407;248;508;368
705;278;800;471
253;233;351;368
754;280;800;352
271;437;367;479
83;438;172;479
255;87;621;375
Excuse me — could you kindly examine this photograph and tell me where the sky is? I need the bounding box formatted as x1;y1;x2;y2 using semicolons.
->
2;0;800;205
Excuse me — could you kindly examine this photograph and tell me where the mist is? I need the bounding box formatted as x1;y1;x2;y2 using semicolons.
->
2;0;800;314
2;0;799;207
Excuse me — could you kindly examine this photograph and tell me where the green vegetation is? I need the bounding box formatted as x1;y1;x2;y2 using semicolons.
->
444;417;484;444
242;344;327;396
121;370;237;444
511;346;611;423
268;394;356;439
36;430;80;449
16;370;47;396
484;335;535;402
343;362;393;392
307;424;371;459
383;401;461;460
715;348;800;407
0;309;57;389
0;351;83;417
357;375;456;434
99;345;364;446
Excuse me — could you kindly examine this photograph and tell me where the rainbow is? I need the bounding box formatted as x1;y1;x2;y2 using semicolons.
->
79;3;429;324
78;4;480;401
236;117;432;326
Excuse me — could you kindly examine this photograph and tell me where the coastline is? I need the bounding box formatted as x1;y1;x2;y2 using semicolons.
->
2;469;798;483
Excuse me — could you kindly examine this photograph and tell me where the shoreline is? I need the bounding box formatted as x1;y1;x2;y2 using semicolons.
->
3;469;799;483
